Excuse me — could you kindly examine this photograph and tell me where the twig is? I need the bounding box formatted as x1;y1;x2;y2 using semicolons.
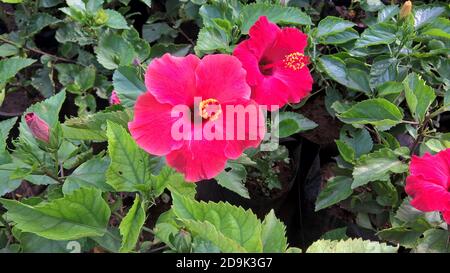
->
0;36;78;64
0;216;14;246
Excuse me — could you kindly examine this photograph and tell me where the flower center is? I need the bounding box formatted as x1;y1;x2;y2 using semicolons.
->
199;98;222;121
282;52;308;71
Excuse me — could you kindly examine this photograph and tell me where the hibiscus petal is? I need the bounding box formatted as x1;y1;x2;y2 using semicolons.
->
251;76;290;111
246;16;280;58
145;53;200;106
195;54;251;103
409;150;450;188
166;139;228;182
233;41;264;86
272;66;313;103
221;100;266;159
264;27;308;62
442;211;450;225
128;92;185;156
405;175;450;212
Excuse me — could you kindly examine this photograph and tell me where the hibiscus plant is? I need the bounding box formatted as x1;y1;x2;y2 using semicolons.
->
0;0;449;254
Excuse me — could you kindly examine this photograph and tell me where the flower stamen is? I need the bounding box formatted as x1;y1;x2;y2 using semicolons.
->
199;98;222;121
282;52;308;71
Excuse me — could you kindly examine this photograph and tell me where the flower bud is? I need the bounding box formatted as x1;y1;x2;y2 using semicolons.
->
25;113;50;143
109;91;121;105
400;1;412;19
95;9;109;25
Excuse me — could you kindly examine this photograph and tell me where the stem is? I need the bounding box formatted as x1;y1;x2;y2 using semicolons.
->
0;36;78;64
0;216;14;246
142;226;155;235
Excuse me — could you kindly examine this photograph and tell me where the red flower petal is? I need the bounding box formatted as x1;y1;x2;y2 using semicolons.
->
145;53;200;106
128;92;184;156
443;211;450;224
195;54;251;103
405;175;450;212
233;41;264;86
246;16;280;58
252;77;290;111
221;99;266;159
272;65;313;103
166;139;228;182
263;27;308;62
409;150;450;188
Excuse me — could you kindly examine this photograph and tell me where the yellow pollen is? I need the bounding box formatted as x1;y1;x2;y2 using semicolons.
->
282;52;308;71
199;98;222;121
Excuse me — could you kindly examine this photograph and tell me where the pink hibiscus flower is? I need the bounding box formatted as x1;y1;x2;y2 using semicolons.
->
25;113;50;143
109;91;121;105
233;16;313;110
405;148;450;224
129;54;265;182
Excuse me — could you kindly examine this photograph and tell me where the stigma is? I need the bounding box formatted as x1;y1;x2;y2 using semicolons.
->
282;52;308;71
199;98;222;121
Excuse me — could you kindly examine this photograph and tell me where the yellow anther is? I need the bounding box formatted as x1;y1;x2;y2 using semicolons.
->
282;52;308;71
199;98;222;121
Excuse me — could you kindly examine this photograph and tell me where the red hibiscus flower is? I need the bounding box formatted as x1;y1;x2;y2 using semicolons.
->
129;54;265;182
233;16;313;110
405;148;450;224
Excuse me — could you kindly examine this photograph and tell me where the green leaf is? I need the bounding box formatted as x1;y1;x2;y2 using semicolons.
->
0;57;36;84
315;176;353;211
171;192;264;252
240;3;311;34
0;168;21;196
338;98;403;128
63;108;131;141
24;13;60;36
17;232;85;253
277;112;318;138
335;140;355;163
377;5;399;22
63;157;113;194
361;0;384;11
316;16;355;38
31;67;55;98
377;227;422;248
414;6;446;29
112;66;146;107
0;117;17;148
0;187;111;240
119;194;146;253
194;25;231;56
215;162;249;199
22;90;66;128
415;229;449;253
95;32;136;70
352;148;408;189
370;57;398;89
104;9;130;29
320;29;359;45
166;173;197;199
105;121;152;192
339;127;373;159
318;55;368;92
355;23;397;48
403;73;436;122
306;238;398;253
261;210;287;253
321;227;348;241
142;22;177;43
0;0;23;3
0;44;19;57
